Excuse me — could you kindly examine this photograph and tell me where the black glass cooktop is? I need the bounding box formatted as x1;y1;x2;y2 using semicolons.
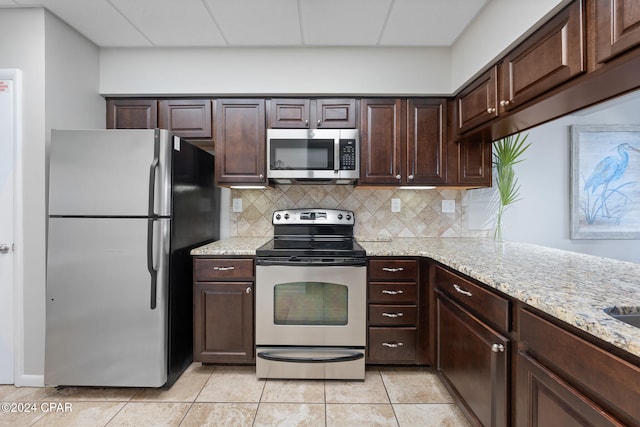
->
256;236;366;258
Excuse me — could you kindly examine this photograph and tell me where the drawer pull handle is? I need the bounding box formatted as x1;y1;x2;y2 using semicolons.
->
382;267;404;273
382;290;404;295
382;312;404;318
382;342;404;348
245;286;252;294
491;343;505;353
453;284;472;297
214;266;235;271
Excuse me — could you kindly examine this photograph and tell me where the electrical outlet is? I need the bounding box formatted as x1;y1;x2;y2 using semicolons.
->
232;198;243;213
391;198;401;213
442;199;455;213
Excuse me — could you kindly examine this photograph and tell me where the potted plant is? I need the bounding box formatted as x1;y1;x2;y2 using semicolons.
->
493;133;531;241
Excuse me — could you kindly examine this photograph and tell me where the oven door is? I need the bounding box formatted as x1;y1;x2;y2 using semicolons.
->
255;264;366;347
255;264;366;379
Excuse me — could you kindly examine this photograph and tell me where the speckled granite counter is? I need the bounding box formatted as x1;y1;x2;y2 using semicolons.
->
190;237;270;256
360;237;640;359
192;236;640;359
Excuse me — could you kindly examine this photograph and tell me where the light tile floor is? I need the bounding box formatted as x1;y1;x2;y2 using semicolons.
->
0;364;471;426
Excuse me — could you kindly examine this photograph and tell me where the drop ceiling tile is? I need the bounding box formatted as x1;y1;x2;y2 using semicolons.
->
0;0;21;5
381;0;487;46
204;0;301;46
14;0;152;46
110;0;226;46
300;0;392;46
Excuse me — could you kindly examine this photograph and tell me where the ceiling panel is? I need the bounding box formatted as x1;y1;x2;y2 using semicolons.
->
204;0;301;46
14;0;152;46
300;0;392;46
110;0;226;46
381;0;488;46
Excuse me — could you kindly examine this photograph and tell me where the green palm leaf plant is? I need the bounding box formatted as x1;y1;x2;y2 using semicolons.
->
493;133;531;241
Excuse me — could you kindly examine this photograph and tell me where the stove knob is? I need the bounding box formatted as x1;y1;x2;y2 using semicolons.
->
346;214;352;220
284;213;290;220
275;214;281;220
337;214;343;220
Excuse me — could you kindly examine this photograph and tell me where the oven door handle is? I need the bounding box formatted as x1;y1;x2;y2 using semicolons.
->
257;349;364;364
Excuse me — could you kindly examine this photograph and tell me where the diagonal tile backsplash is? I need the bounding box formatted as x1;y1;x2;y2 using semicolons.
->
229;185;490;239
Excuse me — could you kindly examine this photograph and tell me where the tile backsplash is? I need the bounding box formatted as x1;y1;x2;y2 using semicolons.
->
229;185;490;239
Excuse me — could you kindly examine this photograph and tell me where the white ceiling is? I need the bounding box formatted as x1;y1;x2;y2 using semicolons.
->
1;0;488;48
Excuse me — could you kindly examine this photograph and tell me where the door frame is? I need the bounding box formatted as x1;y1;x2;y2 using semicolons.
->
0;69;24;385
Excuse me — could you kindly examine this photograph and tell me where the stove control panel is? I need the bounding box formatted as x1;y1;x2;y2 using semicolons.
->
272;208;355;225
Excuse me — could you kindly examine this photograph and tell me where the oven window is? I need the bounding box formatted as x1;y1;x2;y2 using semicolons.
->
274;282;348;325
270;139;334;170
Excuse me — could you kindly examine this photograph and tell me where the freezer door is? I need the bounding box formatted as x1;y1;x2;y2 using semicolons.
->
45;217;170;387
49;129;172;217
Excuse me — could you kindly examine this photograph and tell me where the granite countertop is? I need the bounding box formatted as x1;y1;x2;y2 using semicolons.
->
191;236;640;359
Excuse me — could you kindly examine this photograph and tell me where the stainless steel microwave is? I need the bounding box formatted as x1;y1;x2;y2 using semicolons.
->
266;128;359;184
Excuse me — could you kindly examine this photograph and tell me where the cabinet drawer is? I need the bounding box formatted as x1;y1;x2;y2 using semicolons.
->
435;265;510;332
369;304;417;326
369;259;418;281
368;328;416;362
194;258;254;281
520;308;640;425
368;282;417;303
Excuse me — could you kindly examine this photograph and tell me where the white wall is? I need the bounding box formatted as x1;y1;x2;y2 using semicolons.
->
0;8;103;385
100;47;451;96
469;91;640;264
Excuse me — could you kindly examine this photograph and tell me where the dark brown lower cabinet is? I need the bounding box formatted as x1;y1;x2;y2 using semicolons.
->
436;290;509;427
193;282;254;364
516;351;623;427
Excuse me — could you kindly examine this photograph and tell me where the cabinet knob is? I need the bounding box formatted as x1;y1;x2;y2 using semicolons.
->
259;174;264;179
305;120;309;127
491;343;505;353
246;286;252;294
487;107;496;114
395;175;401;180
408;174;414;180
317;120;321;126
499;100;511;107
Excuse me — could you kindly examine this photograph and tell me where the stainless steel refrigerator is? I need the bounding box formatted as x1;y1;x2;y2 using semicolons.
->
45;129;219;388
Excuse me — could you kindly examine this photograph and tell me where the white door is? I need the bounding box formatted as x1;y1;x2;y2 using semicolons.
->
0;70;18;384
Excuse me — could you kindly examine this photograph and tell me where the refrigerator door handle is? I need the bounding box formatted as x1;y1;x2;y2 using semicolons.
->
148;157;159;217
147;218;158;310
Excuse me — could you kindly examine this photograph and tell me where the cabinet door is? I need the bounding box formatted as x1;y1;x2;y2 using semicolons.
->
159;99;212;139
437;291;508;427
456;67;498;133
360;98;403;185
458;139;492;186
516;351;624;427
269;99;310;128
193;282;254;363
315;98;357;128
106;99;157;129
500;1;584;112
407;98;447;185
215;99;266;185
596;0;640;63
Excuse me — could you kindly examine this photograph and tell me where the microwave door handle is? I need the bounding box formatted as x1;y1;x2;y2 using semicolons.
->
334;138;340;173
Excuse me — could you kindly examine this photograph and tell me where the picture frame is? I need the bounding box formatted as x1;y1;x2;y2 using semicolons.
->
571;125;640;239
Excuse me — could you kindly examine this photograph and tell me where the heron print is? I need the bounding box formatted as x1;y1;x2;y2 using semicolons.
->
575;127;640;235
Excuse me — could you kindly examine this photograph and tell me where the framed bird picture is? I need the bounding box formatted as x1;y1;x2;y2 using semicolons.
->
571;125;640;239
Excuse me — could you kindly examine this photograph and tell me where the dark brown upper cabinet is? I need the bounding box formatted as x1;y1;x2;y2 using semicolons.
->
269;98;356;128
456;0;584;135
500;0;585;112
158;99;212;139
214;99;266;186
406;98;448;185
596;0;640;63
106;98;158;129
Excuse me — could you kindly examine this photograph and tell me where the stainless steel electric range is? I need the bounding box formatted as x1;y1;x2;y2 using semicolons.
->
255;208;367;380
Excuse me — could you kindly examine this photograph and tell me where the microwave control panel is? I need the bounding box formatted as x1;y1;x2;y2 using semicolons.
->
339;139;357;170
